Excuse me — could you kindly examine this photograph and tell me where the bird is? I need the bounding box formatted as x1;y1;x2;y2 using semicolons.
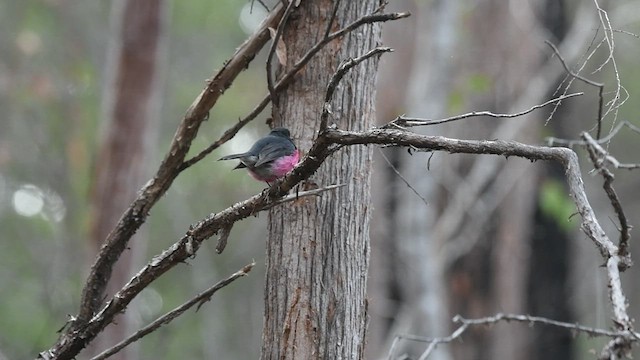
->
218;127;300;185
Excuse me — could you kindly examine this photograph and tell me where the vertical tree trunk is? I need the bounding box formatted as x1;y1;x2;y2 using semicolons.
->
261;1;381;359
386;1;459;359
367;0;416;356
87;0;165;358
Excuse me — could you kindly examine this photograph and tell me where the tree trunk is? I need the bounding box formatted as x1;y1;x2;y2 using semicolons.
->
87;0;165;358
261;1;381;359
367;0;417;357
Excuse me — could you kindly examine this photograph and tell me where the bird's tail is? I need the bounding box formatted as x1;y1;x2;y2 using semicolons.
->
218;153;246;161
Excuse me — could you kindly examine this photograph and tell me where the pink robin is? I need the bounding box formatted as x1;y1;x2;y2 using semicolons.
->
219;127;300;185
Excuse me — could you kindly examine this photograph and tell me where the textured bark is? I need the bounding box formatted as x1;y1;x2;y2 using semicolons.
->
261;1;381;359
87;0;165;358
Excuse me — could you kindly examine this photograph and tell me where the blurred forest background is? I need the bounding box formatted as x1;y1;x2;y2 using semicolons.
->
1;0;640;359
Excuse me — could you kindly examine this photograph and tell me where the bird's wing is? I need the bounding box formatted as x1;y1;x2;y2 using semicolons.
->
254;141;295;167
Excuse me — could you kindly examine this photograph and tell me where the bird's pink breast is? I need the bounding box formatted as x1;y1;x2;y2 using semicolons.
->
247;149;300;182
270;149;300;178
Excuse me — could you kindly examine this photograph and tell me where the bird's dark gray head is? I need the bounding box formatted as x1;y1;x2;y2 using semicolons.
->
270;127;291;139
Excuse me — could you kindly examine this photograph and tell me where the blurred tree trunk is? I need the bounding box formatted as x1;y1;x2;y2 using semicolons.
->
438;0;544;358
367;0;416;357
369;1;577;359
261;1;381;359
526;2;574;359
87;0;165;358
378;1;460;359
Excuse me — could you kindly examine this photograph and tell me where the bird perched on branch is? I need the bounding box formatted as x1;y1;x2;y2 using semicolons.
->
219;127;299;185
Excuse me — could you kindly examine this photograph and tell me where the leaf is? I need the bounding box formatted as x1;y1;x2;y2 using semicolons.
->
539;179;577;231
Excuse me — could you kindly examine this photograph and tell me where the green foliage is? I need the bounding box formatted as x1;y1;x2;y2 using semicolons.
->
467;73;491;93
448;73;492;113
539;179;577;231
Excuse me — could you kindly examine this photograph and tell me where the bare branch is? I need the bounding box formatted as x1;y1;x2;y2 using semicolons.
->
387;313;640;360
324;0;341;39
592;0;623;138
456;313;637;337
385;93;583;128
251;0;270;12
90;263;255;360
325;128;621;258
546;120;640;148
320;47;393;131
582;132;631;258
214;183;346;254
545;40;605;138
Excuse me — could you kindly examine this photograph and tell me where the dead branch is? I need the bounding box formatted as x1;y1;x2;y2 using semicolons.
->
90;263;255;360
320;47;393;131
266;0;296;105
545;40;605;138
386;313;639;360
326;128;620;257
546;119;640;148
582;132;632;258
384;93;582;128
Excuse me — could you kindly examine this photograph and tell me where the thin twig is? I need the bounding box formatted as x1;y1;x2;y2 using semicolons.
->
90;262;255;360
265;183;346;207
545;40;605;138
324;0;342;39
385;93;583;128
378;148;429;207
593;0;623;141
546;120;640;148
252;0;270;12
545;40;603;88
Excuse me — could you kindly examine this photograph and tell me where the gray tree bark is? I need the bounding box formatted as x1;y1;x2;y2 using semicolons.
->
261;1;382;359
